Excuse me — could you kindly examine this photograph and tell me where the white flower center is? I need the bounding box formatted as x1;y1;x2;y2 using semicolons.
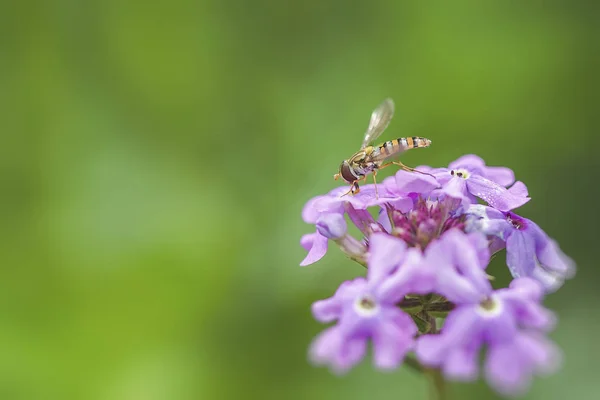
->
354;294;380;317
450;169;470;179
476;295;503;317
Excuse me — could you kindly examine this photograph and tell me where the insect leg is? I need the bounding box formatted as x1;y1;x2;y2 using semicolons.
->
372;170;379;199
340;177;366;197
391;161;435;178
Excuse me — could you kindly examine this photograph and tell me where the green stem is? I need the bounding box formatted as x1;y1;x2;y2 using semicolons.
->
426;368;448;400
425;318;449;400
404;355;423;374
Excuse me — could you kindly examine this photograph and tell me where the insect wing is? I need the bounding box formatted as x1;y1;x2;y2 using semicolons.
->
361;98;395;149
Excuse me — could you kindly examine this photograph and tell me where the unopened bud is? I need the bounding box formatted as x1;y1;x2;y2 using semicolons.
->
316;214;347;240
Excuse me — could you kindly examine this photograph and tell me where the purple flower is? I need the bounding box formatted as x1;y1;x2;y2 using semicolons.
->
301;214;367;267
424;229;492;304
405;155;530;211
310;234;435;372
299;152;572;397
416;278;560;397
389;196;467;249
302;184;413;226
300;184;413;266
467;205;576;292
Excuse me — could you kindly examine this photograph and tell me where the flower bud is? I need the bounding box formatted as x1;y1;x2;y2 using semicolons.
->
316;214;347;240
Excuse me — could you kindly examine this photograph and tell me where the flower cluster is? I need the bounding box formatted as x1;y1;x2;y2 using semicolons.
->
300;155;574;397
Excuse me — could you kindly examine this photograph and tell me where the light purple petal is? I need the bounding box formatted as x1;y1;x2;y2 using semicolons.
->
426;239;486;303
309;326;367;374
346;204;375;235
444;229;491;289
484;332;560;396
508;181;529;197
530;222;576;278
506;230;536;278
449;154;486;170
507;277;544;302
467;175;530;211
440;176;469;202
415;165;448;175
479;301;519;343
309;191;346;219
434;229;492;300
376;248;436;303
465;204;510;237
372;309;415;370
376;208;392;233
302;196;323;224
506;230;569;292
514;301;556;331
312;297;342;323
530;267;567;293
489;236;506;255
496;278;556;331
482;166;515;187
300;232;329;266
467;232;491;270
518;332;562;376
393;170;440;194
416;307;481;366
485;340;531;397
311;278;368;322
442;344;480;381
335;277;369;301
367;233;407;285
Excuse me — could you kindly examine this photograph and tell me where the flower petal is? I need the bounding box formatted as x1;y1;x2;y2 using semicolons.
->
484;332;560;396
300;232;329;266
506;230;570;292
426;239;486;303
309;326;367;374
372;309;416;370
416;307;481;366
394;170;440;194
435;229;492;300
508;180;529;197
376;207;392;233
442;344;480;381
505;230;536;278
464;204;510;237
530;222;576;279
518;332;562;376
376;248;436;303
346;203;375;235
312;297;342;323
449;154;486;170
440;176;469;202
467;232;491;270
485;339;531;397
301;196;323;224
482;166;515;187
507;277;545;302
367;233;407;285
467;175;530;211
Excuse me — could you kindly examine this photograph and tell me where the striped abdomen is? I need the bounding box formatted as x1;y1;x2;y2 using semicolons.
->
377;136;432;158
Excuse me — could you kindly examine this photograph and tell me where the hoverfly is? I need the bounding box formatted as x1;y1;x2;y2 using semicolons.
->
334;98;432;197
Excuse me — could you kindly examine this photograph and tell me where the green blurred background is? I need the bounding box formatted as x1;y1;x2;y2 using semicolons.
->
1;1;598;399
